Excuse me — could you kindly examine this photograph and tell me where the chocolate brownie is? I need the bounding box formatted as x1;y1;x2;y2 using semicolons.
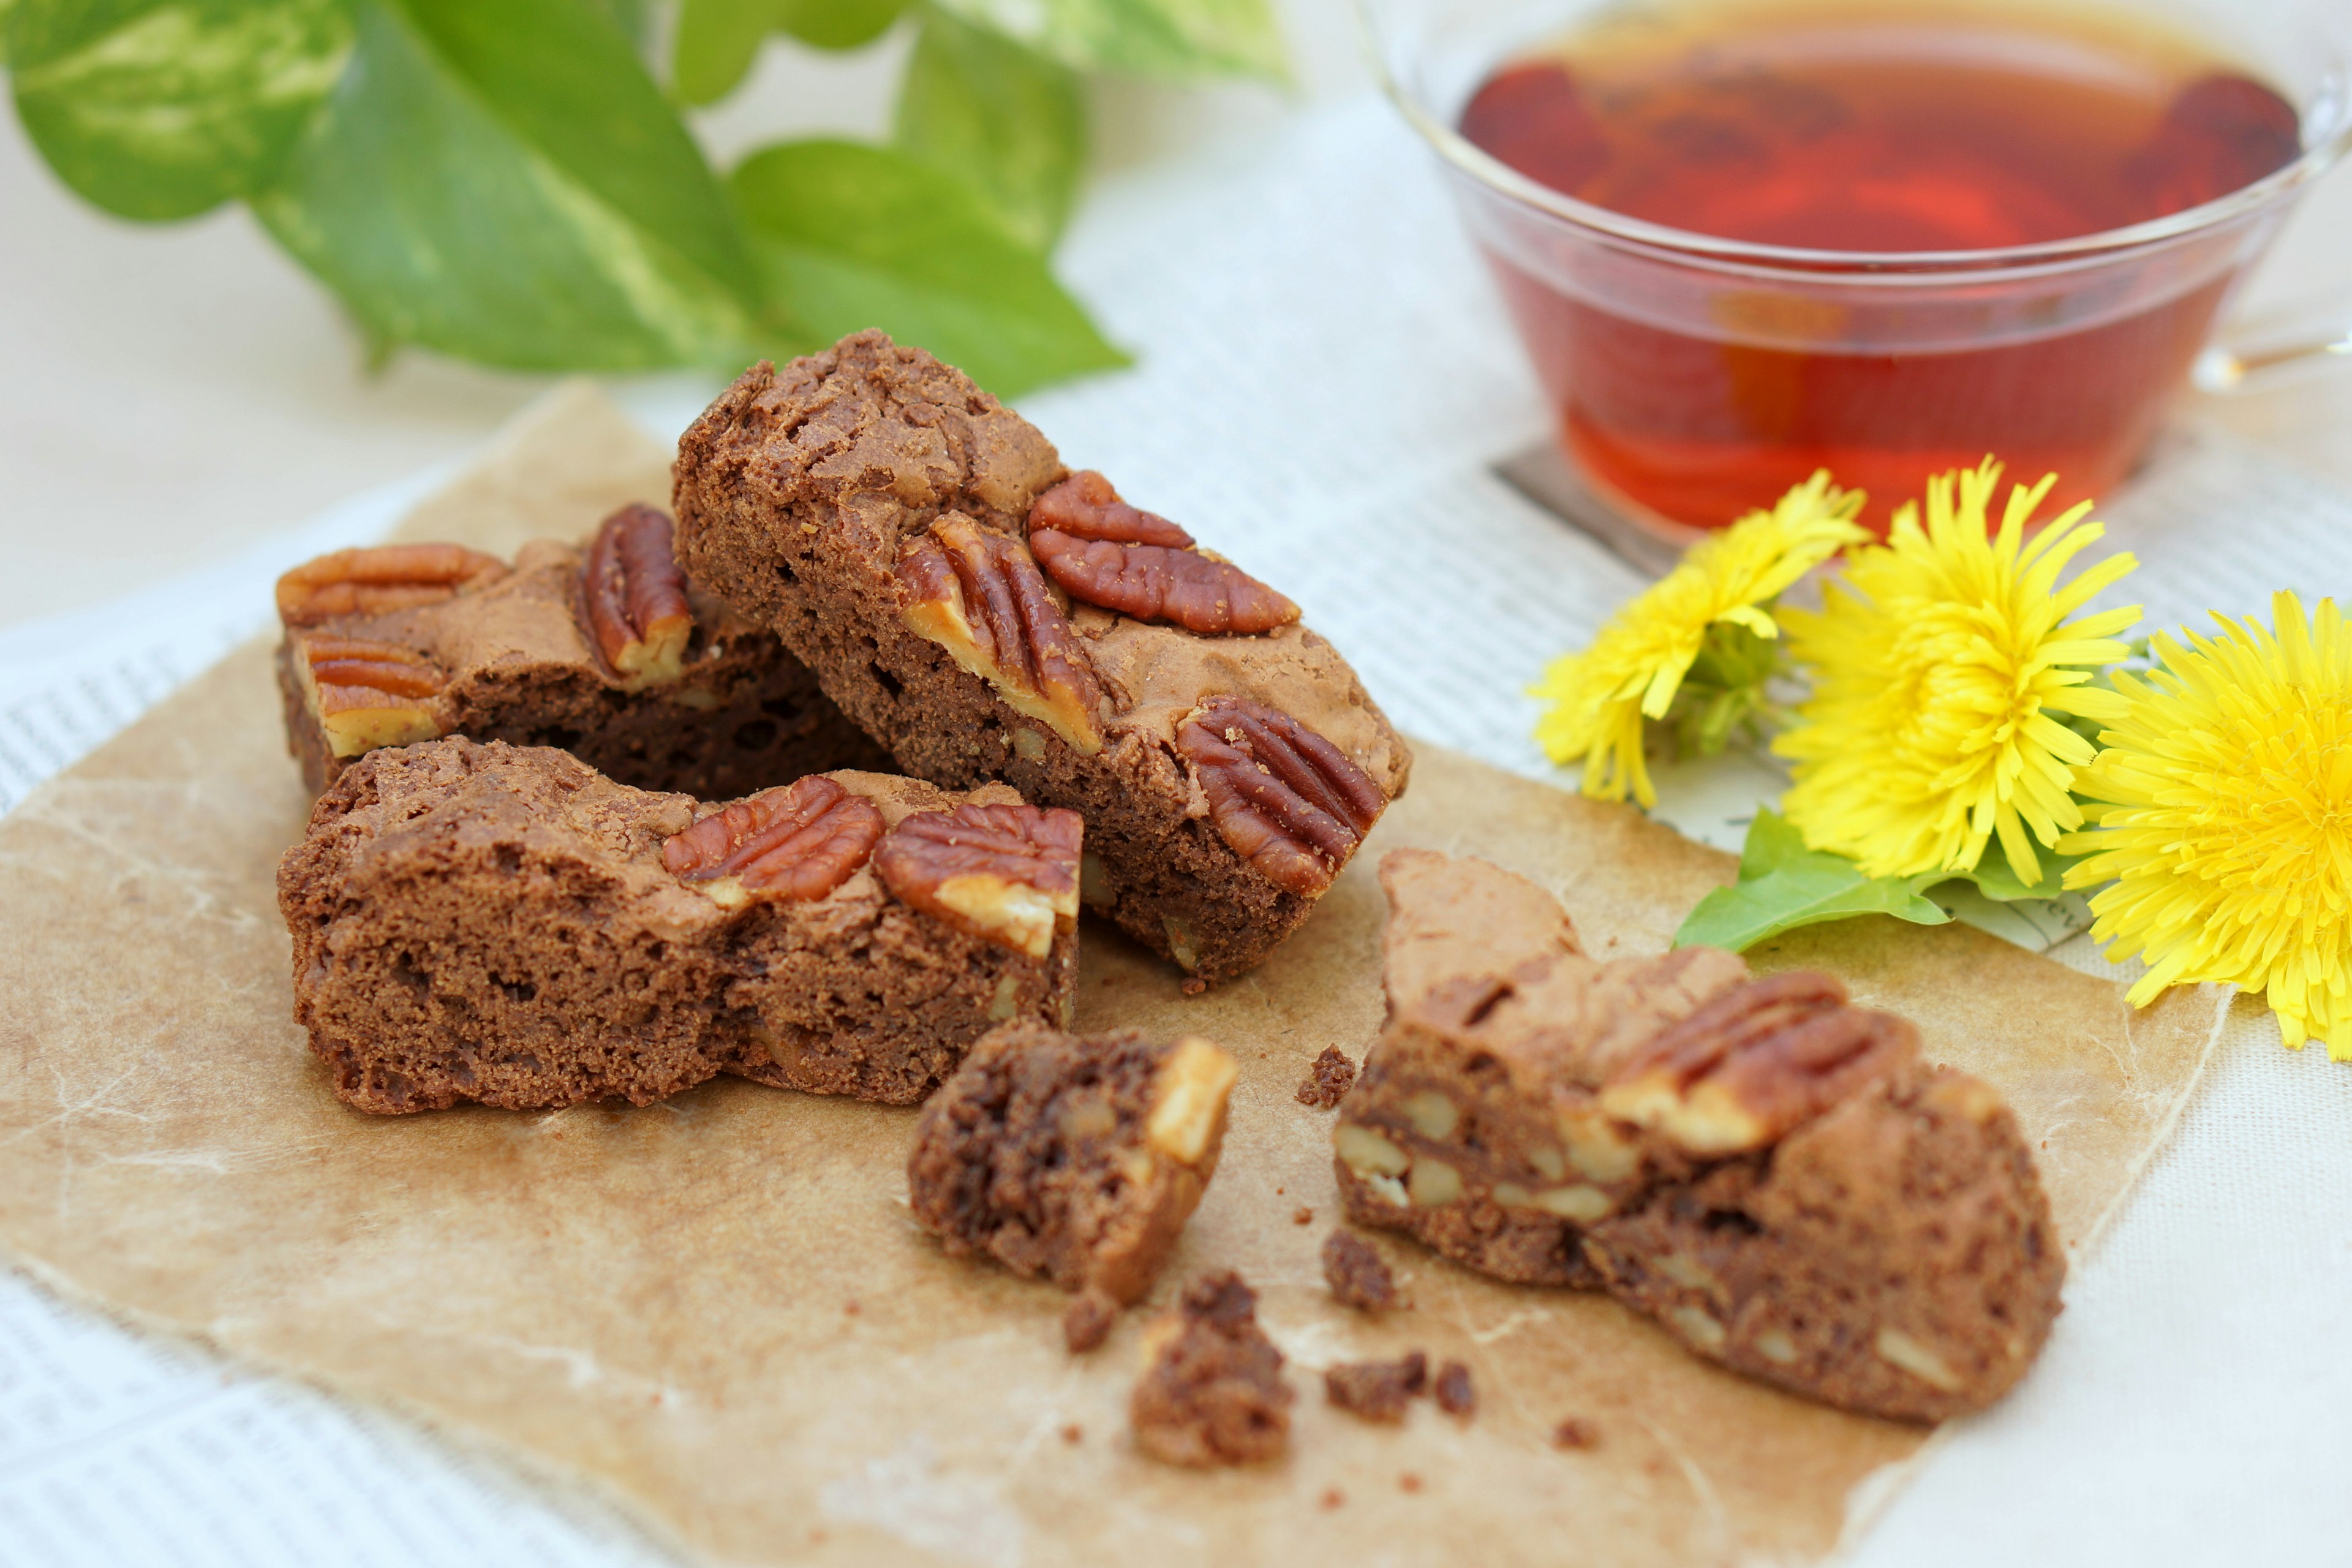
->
1432;1360;1474;1415
1332;848;2065;1422
671;331;1412;984
277;738;1079;1114
1129;1272;1294;1466
907;1022;1237;1348
274;505;888;799
1321;1231;1404;1312
1324;1352;1425;1422
1295;1046;1359;1109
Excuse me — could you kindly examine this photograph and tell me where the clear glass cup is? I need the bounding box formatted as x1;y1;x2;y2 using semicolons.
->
1362;0;2352;537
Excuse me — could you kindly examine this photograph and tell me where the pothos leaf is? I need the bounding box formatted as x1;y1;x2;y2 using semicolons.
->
7;0;354;221
669;0;769;106
774;0;907;51
1675;809;1951;952
894;7;1085;250
731;137;1127;398
252;0;778;371
930;0;1284;82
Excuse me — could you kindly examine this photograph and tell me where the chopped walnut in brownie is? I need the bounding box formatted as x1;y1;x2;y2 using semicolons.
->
1324;1351;1427;1423
1129;1272;1293;1466
1295;1046;1359;1109
1433;1360;1476;1416
1322;1231;1404;1312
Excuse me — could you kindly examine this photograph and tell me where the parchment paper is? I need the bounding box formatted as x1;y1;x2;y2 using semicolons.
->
0;389;2228;1567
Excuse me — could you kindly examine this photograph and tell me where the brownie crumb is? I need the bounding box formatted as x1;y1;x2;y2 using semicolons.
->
1322;1231;1403;1311
1324;1352;1427;1423
1130;1271;1294;1466
1292;1205;1314;1226
1063;1288;1118;1354
1060;1423;1084;1445
1551;1417;1600;1450
1433;1360;1475;1417
1400;1472;1423;1493
1318;1487;1345;1510
1295;1046;1359;1108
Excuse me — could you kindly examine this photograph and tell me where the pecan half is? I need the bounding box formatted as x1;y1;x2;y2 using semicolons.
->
277;544;507;627
1175;698;1386;897
873;801;1084;959
1030;470;1196;548
1597;971;1917;1155
895;515;1106;755
580;504;693;691
295;634;446;758
1028;471;1297;636
662;775;884;908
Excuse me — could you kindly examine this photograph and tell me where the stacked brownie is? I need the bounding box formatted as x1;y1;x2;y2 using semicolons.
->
274;504;888;800
672;330;1412;985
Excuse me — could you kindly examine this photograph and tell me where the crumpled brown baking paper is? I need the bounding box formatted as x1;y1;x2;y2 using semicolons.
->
0;386;2228;1567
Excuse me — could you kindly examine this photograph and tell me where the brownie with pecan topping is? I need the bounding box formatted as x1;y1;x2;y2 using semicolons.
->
671;331;1412;985
908;1022;1237;1350
277;737;1077;1114
1331;848;2065;1423
273;505;888;801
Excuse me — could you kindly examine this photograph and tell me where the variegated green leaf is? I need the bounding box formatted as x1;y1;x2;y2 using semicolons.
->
895;7;1085;249
930;0;1284;82
774;0;906;51
7;0;353;221
253;0;780;371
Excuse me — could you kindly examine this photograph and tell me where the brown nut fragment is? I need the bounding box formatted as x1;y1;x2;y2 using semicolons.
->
580;505;693;692
662;775;884;908
1322;1230;1404;1312
1176;697;1386;897
1599;971;1917;1155
873;801;1084;959
276;543;507;627
895;514;1105;755
1295;1045;1359;1109
1030;470;1196;547
1031;528;1298;637
1324;1351;1427;1423
295;635;446;758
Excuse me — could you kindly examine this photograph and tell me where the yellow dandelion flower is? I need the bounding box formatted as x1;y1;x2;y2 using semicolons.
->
1532;471;1867;807
1774;459;2139;886
2060;594;2352;1058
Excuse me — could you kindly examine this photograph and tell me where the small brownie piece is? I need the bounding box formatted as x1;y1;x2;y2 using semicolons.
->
672;331;1412;985
1295;1046;1358;1108
274;506;888;799
1324;1351;1426;1422
1331;848;2067;1423
907;1022;1238;1343
1321;1231;1404;1312
278;738;1078;1114
1432;1360;1475;1416
1130;1272;1294;1466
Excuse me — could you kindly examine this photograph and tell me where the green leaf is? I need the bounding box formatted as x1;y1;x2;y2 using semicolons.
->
931;0;1284;81
669;0;766;105
894;7;1085;249
1675;810;1950;953
252;0;777;371
775;0;906;51
1937;846;2092;903
731;137;1127;398
7;0;354;221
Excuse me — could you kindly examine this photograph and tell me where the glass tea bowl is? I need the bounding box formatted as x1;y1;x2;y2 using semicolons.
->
1362;0;2352;536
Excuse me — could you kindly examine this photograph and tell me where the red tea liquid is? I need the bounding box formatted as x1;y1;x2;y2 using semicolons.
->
1460;0;2304;527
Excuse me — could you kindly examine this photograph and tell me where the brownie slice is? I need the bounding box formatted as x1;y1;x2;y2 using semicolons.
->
277;737;1079;1114
1129;1272;1294;1466
671;331;1412;985
907;1023;1238;1345
1332;848;2065;1422
274;505;889;799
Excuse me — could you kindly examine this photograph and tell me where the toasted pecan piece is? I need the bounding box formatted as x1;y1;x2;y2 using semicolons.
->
1028;470;1296;636
662;775;884;908
580;505;693;692
1030;470;1195;547
277;543;507;627
1176;697;1386;897
895;514;1106;755
874;801;1084;959
295;634;446;758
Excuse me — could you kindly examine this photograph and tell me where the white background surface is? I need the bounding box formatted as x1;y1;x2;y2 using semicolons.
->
4;4;2352;1563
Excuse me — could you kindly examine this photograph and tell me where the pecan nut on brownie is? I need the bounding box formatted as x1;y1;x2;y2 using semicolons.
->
274;503;889;799
908;1022;1237;1349
671;331;1412;986
277;737;1079;1114
1331;849;2065;1422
